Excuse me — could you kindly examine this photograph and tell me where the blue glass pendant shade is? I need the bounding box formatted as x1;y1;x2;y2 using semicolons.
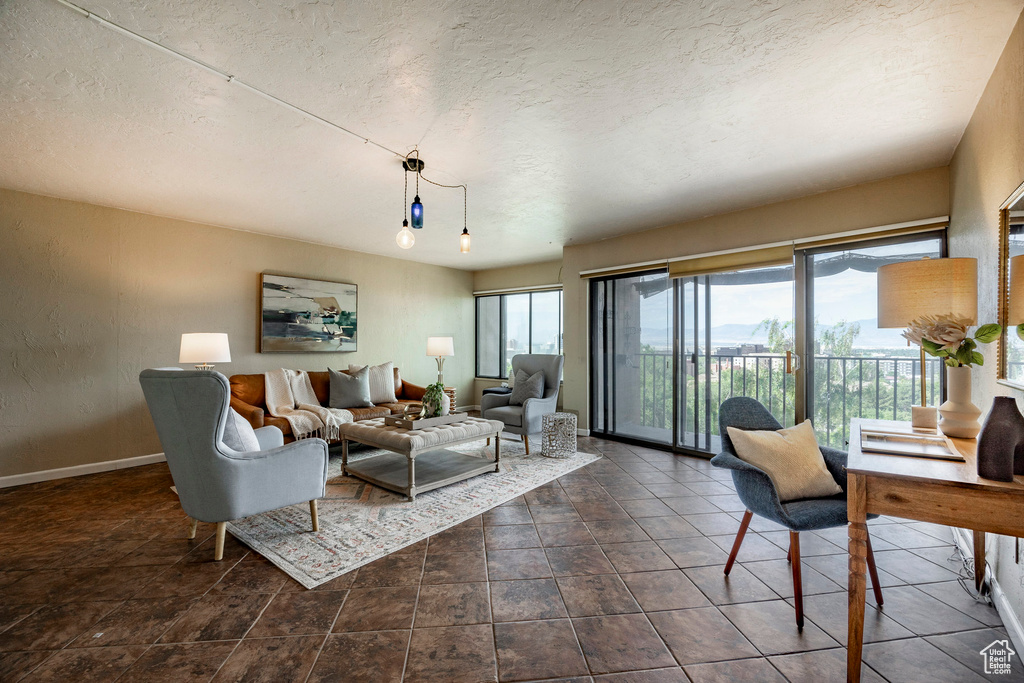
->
410;195;423;229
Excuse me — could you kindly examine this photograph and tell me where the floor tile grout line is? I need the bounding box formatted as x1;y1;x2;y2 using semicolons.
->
302;589;349;683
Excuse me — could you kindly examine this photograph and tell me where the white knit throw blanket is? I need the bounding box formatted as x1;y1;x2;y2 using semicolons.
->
264;369;352;441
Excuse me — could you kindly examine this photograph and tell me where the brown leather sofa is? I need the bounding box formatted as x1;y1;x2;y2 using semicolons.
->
229;367;425;441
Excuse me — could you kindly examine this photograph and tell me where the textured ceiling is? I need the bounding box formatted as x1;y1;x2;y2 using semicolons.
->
1;1;1021;269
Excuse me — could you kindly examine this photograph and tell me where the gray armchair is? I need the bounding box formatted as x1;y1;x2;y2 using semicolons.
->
481;354;564;454
139;369;329;560
710;397;883;629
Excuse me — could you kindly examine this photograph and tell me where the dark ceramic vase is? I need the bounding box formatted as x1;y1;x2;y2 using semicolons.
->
976;397;1024;482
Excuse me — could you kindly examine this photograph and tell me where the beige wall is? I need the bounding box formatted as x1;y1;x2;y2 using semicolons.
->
949;10;1024;638
561;166;951;431
0;188;475;479
473;259;562;293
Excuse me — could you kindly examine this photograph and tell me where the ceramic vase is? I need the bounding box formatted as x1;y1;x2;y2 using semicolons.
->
938;365;982;439
440;392;451;416
976;397;1024;481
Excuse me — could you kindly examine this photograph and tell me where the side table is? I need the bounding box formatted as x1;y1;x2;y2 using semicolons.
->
542;412;577;459
443;387;457;412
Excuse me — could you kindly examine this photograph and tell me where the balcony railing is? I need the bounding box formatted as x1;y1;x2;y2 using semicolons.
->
630;351;945;451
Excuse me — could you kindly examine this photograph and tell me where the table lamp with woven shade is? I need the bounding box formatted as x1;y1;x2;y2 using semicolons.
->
876;257;977;429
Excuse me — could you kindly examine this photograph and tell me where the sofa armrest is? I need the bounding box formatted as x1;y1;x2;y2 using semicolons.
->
400;381;426;401
230;397;264;429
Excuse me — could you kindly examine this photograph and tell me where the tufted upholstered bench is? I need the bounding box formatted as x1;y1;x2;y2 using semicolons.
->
337;417;504;500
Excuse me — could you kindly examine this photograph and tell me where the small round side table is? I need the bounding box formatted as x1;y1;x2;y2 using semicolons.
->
542;412;577;459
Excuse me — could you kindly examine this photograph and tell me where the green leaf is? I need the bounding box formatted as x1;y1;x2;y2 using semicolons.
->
945;357;959;367
974;324;1001;344
921;339;944;356
955;345;974;366
963;337;977;352
1017;324;1024;342
972;351;985;366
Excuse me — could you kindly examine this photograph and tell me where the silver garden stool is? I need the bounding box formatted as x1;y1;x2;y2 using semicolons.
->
542;412;577;459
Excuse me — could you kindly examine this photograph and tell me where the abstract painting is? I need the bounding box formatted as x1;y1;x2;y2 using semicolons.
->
261;274;357;353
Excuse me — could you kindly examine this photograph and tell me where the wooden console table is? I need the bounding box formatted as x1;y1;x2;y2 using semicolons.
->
847;418;1024;682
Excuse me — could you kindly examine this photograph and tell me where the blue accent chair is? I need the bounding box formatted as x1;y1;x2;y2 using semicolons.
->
710;397;883;629
140;369;329;560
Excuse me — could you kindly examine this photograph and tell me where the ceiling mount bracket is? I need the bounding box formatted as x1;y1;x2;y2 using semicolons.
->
402;158;425;173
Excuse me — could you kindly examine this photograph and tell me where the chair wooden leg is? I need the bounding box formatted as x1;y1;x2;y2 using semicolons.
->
523;435;530;455
787;543;792;564
214;522;226;561
309;500;320;533
187;517;198;540
866;530;884;607
487;438;491;446
724;510;753;576
790;531;804;630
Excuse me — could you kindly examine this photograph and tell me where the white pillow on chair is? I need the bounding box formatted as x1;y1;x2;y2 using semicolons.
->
348;362;398;404
726;420;842;502
223;408;261;452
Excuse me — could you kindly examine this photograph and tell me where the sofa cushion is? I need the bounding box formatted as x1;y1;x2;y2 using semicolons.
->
485;405;522;427
509;370;544;406
223;408;261;452
378;401;420;415
349;362;398;404
329;367;373;409
348;405;392;421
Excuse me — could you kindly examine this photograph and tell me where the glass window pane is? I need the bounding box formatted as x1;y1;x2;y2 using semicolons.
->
808;236;943;448
1007;223;1024;383
530;291;561;354
504;294;530;376
476;296;501;377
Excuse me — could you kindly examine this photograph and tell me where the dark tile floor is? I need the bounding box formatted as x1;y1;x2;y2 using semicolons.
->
0;436;1018;682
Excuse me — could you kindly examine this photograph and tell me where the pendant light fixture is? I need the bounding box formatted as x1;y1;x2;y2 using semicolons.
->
396;168;414;249
398;150;470;253
404;152;425;229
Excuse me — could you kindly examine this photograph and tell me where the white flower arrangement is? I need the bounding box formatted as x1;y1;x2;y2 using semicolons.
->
902;314;1001;367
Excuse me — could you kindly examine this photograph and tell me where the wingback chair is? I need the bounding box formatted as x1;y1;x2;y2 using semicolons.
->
139;369;329;560
710;397;883;629
481;354;564;454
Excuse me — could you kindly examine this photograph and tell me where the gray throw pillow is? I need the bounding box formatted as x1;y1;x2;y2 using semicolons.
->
223;408;260;452
509;369;545;405
330;367;373;408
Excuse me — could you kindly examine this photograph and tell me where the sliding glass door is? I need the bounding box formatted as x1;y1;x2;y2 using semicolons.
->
591;271;673;444
676;266;795;452
805;234;945;449
590;230;948;456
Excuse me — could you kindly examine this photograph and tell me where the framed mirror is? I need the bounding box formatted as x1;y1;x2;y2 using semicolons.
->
998;180;1024;388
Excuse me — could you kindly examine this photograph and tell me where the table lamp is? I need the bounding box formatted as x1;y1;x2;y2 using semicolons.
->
426;336;454;384
179;333;231;370
877;257;977;429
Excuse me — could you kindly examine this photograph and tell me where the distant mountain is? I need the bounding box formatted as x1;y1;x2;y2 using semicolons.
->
640;318;908;350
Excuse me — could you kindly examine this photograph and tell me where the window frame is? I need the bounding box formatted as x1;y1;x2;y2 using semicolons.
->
475;288;563;379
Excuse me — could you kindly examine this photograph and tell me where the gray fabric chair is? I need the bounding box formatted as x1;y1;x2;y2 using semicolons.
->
481;354;564;454
710;397;883;629
140;369;329;560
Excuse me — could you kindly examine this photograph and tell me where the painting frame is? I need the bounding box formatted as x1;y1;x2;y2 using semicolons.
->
260;273;358;353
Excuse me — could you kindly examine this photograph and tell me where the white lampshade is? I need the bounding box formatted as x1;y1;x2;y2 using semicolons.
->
426;336;455;357
179;333;231;364
876;257;978;328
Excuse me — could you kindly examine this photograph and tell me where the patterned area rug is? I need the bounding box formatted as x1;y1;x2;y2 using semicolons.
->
226;439;601;588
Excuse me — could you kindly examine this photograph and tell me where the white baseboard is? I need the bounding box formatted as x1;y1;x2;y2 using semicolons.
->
0;453;166;489
577;428;590;436
458;405;480;413
951;527;1024;655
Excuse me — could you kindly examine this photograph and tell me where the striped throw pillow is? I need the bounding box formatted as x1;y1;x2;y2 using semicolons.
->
348;362;397;404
